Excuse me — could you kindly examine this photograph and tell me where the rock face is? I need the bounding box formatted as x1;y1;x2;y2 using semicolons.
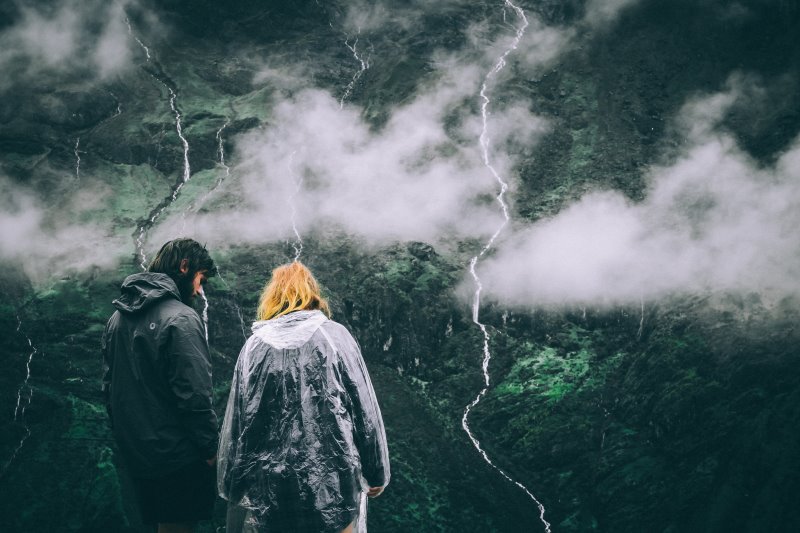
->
1;1;799;532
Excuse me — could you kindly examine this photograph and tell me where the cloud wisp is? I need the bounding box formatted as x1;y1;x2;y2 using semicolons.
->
0;0;139;91
155;58;549;250
151;4;577;253
0;0;644;281
479;76;800;307
0;176;119;281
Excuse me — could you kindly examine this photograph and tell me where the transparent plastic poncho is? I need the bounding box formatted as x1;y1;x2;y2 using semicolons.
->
218;310;390;533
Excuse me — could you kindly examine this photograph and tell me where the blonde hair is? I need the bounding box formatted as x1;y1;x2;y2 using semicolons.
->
257;261;331;321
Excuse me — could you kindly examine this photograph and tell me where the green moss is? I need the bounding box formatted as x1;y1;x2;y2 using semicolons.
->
230;86;274;121
493;333;596;405
567;124;600;176
76;162;171;229
63;394;107;440
560;510;599;530
35;279;108;323
385;456;449;528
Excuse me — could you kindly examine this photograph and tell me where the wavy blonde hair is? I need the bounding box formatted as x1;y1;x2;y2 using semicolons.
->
257;261;331;321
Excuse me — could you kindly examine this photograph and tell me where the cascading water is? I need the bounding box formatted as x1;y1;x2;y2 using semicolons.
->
637;296;645;340
216;120;231;181
280;22;371;262
217;273;248;342
339;29;370;108
166;87;192;193
195;119;233;210
461;3;551;531
199;288;209;342
109;91;122;117
179;118;234;237
281;23;370;262
134;85;192;268
74;138;81;181
125;17;151;61
1;316;39;479
195;118;248;341
125;16;192;269
286;151;304;262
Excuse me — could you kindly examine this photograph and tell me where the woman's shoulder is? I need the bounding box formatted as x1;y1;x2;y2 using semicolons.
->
319;319;359;349
320;318;354;337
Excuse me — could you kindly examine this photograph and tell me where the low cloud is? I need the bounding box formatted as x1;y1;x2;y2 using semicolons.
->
583;0;639;28
479;76;800;307
149;4;566;251
155;59;549;249
341;0;471;34
0;177;118;281
0;0;138;91
1;0;643;281
515;17;574;72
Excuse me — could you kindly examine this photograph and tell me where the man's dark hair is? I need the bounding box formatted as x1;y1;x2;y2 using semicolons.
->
148;238;217;281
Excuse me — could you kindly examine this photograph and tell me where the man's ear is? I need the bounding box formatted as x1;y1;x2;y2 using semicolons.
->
179;258;189;274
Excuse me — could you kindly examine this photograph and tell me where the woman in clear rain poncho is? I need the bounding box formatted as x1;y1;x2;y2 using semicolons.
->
218;261;390;533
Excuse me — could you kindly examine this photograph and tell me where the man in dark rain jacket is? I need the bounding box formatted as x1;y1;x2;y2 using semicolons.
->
102;238;218;533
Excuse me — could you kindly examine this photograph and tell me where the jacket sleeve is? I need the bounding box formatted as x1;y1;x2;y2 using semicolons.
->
217;343;245;500
331;325;391;488
165;311;219;459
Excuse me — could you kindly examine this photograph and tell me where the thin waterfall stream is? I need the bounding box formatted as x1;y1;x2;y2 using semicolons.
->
460;2;551;531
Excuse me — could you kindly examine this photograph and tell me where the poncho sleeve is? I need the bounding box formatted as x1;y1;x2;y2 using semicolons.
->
322;322;391;488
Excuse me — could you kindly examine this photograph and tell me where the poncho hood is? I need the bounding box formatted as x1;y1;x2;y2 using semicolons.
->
251;310;329;349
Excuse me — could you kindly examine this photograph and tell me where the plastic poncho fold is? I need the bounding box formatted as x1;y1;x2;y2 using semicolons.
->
218;310;390;533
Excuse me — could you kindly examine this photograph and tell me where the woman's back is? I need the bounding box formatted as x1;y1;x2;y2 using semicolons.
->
218;310;389;533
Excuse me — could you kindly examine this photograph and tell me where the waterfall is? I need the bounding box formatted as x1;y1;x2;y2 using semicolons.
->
460;3;551;531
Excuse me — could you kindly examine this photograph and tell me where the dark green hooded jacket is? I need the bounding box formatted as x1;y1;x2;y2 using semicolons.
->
102;272;218;478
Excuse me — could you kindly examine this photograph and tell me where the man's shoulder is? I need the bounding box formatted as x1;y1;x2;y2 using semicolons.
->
157;300;202;326
117;298;201;331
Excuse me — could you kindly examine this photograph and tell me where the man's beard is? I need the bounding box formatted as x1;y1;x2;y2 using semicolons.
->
176;272;195;304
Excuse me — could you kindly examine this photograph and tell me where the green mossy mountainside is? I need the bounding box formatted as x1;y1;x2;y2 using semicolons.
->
2;0;800;531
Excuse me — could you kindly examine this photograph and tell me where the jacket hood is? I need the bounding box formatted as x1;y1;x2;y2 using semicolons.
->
251;310;328;350
113;272;182;314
